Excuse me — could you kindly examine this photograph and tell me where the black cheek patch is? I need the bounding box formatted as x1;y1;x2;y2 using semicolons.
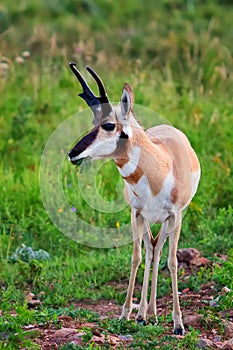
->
68;127;99;160
116;130;129;149
119;130;129;139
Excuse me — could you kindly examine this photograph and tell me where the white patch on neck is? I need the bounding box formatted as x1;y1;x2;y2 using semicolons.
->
118;146;141;177
122;122;132;138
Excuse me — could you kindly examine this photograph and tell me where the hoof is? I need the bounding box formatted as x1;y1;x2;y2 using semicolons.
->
174;326;185;336
136;317;147;326
120;316;128;321
120;311;130;321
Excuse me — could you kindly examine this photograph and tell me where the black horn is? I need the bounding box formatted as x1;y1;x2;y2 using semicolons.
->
86;66;109;104
69;62;99;108
69;62;112;123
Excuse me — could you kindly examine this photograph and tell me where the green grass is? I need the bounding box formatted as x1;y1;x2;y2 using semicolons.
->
0;0;233;348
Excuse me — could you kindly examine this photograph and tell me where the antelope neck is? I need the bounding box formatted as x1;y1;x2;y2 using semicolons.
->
114;131;158;181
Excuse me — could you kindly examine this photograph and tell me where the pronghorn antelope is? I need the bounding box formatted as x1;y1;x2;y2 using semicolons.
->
68;62;201;335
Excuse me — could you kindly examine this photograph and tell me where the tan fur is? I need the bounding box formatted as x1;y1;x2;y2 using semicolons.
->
114;126;171;196
114;123;200;202
146;124;200;206
123;166;144;184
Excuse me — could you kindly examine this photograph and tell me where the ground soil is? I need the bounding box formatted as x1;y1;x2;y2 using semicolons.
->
31;279;233;349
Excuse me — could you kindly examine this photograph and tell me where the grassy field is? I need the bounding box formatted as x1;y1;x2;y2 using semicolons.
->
0;0;233;348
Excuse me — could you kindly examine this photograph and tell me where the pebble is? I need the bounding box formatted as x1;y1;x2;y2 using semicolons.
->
118;334;133;341
221;337;233;350
197;338;215;348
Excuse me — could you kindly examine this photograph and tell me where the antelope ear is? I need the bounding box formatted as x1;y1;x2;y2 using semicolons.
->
120;83;134;118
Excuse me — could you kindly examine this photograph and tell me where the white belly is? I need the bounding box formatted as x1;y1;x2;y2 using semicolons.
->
126;171;175;224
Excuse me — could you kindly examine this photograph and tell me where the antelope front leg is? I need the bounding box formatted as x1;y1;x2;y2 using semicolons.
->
147;222;169;324
167;212;185;335
136;224;153;325
120;212;144;320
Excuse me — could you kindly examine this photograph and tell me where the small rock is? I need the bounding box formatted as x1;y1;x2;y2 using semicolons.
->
91;334;105;344
57;315;72;322
222;286;231;294
183;314;202;328
99;315;108;321
197;338;216;349
119;334;133;342
92;328;102;337
220;310;233;318
182;288;190;294
34;249;50;261
196;257;211;266
23;324;36;330
209;296;220;308
109;335;119;346
76;332;86;337
214;253;228;262
54;328;77;338
223;320;233;338
221;338;233;350
177;248;199;263
214;335;222;342
9;244;50;262
177;248;210;266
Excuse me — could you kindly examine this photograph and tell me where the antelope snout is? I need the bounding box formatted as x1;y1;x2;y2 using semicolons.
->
68;149;79;165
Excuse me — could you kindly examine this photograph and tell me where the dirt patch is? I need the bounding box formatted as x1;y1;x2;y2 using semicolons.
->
32;281;233;349
74;298;122;319
25;251;232;349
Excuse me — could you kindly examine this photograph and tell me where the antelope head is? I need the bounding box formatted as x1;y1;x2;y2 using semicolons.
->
68;62;135;165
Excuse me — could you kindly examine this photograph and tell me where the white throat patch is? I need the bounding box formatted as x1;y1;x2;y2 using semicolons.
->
117;146;141;177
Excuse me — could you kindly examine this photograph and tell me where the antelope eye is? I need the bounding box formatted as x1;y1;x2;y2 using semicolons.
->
101;123;115;131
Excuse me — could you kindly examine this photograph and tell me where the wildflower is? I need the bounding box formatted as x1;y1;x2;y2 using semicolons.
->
116;221;120;228
58;208;63;213
71;207;77;212
190;202;202;213
0;61;9;78
22;51;30;58
15;56;25;64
